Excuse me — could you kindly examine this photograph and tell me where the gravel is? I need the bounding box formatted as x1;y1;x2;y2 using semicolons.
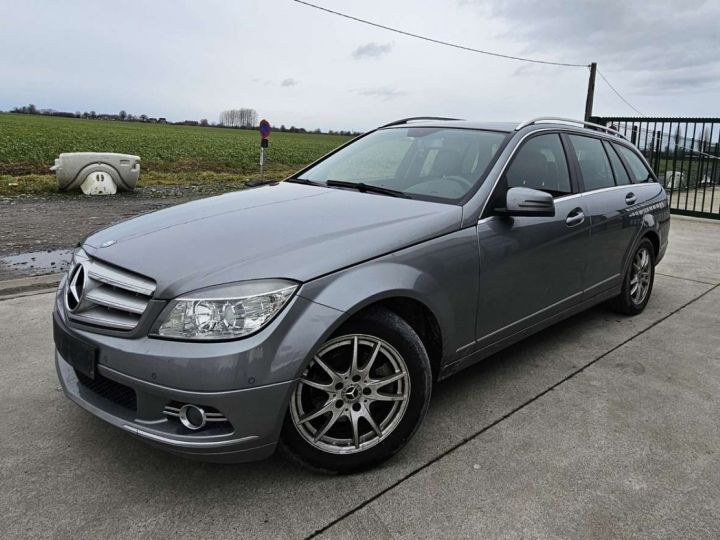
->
0;183;245;280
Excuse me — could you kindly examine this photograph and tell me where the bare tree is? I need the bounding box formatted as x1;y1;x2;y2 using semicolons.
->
219;108;258;128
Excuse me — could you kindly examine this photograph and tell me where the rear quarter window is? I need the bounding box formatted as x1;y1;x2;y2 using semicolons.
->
603;141;631;185
614;143;653;183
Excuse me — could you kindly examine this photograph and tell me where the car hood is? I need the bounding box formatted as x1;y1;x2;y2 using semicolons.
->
83;182;462;298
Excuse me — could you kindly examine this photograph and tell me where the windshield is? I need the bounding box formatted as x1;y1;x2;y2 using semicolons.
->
297;127;507;202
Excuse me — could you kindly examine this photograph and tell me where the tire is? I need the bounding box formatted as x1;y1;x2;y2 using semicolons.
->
280;307;432;474
612;238;655;315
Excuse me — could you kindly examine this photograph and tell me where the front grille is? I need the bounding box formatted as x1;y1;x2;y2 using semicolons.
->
66;250;156;331
76;370;137;411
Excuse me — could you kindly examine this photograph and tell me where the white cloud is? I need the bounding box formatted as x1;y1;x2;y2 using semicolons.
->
358;87;406;100
1;0;717;130
352;42;394;60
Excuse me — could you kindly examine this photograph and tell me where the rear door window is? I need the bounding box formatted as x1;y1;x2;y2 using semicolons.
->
505;134;571;197
603;141;631;185
614;144;653;183
567;135;615;191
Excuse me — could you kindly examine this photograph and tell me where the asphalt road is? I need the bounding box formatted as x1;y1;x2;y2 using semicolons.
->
1;217;719;539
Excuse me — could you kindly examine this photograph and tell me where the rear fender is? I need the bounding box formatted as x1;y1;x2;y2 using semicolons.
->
621;210;661;276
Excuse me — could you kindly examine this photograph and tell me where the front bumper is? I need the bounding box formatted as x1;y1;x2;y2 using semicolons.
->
53;281;344;462
56;349;294;462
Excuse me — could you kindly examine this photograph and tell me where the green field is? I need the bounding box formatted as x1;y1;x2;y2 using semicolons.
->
0;113;351;195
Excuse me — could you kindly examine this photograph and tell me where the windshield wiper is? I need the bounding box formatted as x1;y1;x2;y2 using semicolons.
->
245;179;280;187
325;180;411;199
286;177;324;186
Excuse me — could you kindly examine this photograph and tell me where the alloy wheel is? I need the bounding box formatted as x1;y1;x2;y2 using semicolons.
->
290;334;411;455
630;247;652;305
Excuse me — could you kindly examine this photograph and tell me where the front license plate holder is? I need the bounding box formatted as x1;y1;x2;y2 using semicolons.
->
53;318;97;379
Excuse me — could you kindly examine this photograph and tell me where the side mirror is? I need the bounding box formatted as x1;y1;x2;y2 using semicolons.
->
496;187;555;217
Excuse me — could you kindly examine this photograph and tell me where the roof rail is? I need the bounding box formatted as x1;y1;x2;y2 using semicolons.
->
515;117;629;140
381;116;463;128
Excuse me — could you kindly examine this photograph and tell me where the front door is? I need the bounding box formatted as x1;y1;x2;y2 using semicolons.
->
475;132;590;348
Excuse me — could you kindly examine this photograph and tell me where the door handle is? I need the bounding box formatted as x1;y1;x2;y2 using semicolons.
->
565;209;585;227
625;192;637;205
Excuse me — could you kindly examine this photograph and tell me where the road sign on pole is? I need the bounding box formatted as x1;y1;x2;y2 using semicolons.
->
259;119;271;139
259;119;271;177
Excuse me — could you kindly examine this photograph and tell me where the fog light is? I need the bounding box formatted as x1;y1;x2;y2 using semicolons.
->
179;404;206;430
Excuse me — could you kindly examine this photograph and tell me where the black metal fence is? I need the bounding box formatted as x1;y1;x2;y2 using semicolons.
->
593;116;720;219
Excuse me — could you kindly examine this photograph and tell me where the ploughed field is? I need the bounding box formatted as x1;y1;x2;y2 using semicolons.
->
0;113;351;195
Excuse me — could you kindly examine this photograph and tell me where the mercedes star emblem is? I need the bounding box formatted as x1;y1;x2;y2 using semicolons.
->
66;263;87;312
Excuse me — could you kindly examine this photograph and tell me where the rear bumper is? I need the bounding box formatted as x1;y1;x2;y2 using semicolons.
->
56;349;295;463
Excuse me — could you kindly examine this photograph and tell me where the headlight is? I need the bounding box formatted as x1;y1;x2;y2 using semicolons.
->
152;280;297;341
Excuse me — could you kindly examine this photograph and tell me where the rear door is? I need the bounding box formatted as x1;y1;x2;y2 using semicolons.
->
565;134;638;296
475;132;590;347
613;141;664;208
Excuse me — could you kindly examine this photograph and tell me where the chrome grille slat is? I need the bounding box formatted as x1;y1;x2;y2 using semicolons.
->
87;260;155;296
66;250;156;331
70;307;139;330
85;286;147;314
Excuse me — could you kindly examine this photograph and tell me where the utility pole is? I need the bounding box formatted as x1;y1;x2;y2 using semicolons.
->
584;62;597;122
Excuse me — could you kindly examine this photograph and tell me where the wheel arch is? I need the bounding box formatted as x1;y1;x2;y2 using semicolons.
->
621;218;662;277
642;229;660;258
298;262;458;381
346;297;444;381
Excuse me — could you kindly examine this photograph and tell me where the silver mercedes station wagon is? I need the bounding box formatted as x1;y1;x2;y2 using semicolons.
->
53;117;670;472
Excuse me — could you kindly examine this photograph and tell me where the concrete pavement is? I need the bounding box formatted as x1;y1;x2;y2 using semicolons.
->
319;285;720;539
1;217;719;539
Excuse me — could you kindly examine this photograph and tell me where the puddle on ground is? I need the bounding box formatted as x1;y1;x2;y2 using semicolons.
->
0;249;73;279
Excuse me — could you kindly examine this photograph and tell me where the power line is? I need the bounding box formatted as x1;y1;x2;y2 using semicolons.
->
293;0;588;68
597;69;645;116
294;0;647;118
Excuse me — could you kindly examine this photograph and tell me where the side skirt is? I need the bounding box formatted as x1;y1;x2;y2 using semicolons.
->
437;286;619;381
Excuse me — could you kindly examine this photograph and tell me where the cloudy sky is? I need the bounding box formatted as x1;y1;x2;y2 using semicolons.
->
1;0;718;131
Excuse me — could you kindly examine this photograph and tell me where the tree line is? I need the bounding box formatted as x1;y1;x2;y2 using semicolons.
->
218;108;258;128
7;104;360;135
10;104;177;124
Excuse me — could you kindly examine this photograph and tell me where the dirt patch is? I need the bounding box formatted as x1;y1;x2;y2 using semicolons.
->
0;183;249;280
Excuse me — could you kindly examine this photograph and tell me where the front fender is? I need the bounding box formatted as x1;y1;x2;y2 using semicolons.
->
296;227;479;376
299;265;459;363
